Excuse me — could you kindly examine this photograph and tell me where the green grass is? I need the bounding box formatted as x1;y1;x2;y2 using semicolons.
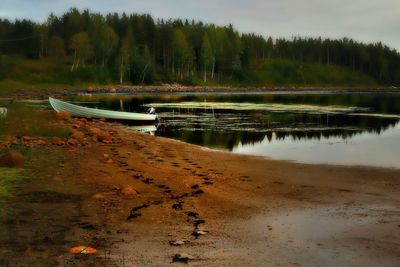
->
0;168;22;197
0;56;381;92
0;103;70;138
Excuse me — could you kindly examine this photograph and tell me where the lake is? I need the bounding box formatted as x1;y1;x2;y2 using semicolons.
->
70;92;400;169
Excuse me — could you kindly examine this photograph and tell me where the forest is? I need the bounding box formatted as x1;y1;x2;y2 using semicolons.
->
1;8;400;87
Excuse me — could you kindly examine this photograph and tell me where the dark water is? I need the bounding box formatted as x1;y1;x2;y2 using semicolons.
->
70;93;400;168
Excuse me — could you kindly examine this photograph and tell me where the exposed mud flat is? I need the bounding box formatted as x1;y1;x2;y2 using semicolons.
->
0;115;399;266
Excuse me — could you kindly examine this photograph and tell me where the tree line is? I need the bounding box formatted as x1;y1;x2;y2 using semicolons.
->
0;8;400;85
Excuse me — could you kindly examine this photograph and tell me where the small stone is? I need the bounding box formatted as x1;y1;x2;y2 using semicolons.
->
105;158;113;164
169;240;186;246
0;150;24;168
67;138;79;146
4;135;18;144
88;127;101;136
56;111;71;121
69;246;97;254
92;193;106;200
99;133;113;143
70;130;85;141
35;138;48;146
192;230;208;238
121;186;138;196
52;137;65;146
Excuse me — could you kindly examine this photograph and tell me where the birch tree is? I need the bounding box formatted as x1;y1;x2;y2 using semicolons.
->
201;32;213;82
69;32;92;70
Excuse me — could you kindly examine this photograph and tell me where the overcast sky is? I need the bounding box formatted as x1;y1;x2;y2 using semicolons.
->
1;0;400;50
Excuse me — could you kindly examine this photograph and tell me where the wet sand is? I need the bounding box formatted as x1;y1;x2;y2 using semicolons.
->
1;119;400;266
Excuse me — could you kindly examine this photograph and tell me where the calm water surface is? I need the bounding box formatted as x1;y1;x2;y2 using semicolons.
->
70;92;400;169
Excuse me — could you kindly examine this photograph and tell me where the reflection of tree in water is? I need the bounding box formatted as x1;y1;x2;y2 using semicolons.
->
73;94;400;151
156;127;267;151
157;114;399;151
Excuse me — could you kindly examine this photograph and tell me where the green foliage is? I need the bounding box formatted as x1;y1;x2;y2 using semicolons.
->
49;36;66;57
0;55;14;79
0;9;399;86
244;59;376;86
182;75;200;86
201;32;213;82
60;66;112;85
69;31;93;68
130;45;155;84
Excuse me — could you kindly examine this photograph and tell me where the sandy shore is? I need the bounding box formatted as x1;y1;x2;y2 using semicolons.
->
1;117;400;266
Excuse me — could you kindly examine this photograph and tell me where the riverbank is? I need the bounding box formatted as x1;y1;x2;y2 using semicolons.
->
1;83;400;100
0;113;399;266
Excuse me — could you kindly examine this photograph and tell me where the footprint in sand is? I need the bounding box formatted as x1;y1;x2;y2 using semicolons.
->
142;178;154;184
170;193;189;200
192;189;204;196
172;201;184;210
127;204;149;220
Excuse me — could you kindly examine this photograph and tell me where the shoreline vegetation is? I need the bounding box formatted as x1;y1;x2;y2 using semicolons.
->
1;82;400;100
1;8;400;94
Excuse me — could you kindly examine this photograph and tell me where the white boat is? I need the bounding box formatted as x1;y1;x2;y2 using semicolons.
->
49;97;157;121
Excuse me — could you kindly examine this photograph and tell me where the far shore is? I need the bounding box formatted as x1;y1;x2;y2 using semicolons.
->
2;84;400;100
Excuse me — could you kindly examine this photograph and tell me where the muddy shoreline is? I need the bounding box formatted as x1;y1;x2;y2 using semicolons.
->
0;113;399;266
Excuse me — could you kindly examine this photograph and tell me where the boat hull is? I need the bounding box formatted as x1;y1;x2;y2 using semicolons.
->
49;97;157;121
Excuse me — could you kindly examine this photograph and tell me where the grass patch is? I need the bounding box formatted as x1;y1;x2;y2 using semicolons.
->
0;168;22;197
0;103;70;138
